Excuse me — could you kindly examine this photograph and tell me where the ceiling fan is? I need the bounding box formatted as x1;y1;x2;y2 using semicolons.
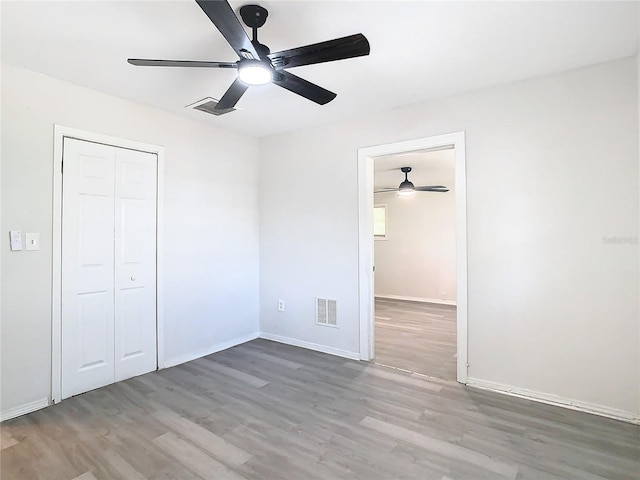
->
375;167;449;196
127;0;370;112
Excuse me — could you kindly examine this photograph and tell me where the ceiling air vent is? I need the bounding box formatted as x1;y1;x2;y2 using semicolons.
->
316;298;337;327
186;97;236;116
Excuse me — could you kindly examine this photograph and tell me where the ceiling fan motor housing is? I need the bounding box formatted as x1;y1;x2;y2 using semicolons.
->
399;179;415;190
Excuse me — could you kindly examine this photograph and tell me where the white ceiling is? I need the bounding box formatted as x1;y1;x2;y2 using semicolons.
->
2;1;638;138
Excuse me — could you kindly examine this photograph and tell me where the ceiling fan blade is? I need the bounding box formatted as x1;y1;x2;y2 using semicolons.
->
196;0;260;60
374;188;399;193
269;33;370;69
272;71;336;105
216;77;249;110
128;59;237;68
375;186;449;193
415;186;449;192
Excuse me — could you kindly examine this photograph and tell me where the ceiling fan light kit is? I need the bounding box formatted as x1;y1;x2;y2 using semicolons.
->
237;60;272;85
127;0;370;113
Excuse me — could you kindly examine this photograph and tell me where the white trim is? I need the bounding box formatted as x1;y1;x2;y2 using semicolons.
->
52;127;64;403
164;332;260;369
358;132;468;384
156;146;166;370
259;333;360;360
1;398;50;422
358;150;376;361
636;51;640;427
51;125;165;403
375;294;456;306
467;377;639;425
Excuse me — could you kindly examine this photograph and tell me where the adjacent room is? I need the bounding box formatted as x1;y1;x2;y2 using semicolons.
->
1;1;639;479
373;149;458;380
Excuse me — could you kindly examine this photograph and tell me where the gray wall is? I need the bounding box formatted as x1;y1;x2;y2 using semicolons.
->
259;58;639;417
1;65;261;415
374;151;457;303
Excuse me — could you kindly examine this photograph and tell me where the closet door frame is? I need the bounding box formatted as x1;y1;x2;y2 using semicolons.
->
52;125;165;404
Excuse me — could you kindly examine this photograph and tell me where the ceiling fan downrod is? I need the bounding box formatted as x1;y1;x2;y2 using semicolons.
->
240;5;269;53
399;166;415;192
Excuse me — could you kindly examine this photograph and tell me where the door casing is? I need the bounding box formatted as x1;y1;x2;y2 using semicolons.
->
52;125;165;404
357;131;468;383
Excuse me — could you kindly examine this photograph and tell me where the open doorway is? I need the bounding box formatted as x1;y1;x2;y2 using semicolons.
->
357;132;467;384
373;148;456;379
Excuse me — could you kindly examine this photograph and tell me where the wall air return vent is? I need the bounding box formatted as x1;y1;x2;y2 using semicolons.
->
186;97;236;116
316;298;337;327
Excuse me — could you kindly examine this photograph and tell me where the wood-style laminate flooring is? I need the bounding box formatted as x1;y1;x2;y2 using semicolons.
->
375;299;457;380
2;339;638;480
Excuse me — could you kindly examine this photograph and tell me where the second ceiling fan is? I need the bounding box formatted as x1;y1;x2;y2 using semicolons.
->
375;167;450;196
128;0;371;112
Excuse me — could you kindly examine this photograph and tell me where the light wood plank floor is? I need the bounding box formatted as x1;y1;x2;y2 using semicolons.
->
1;339;638;480
375;298;457;380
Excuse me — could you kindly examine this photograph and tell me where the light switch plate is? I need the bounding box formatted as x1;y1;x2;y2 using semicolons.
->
10;230;22;251
25;233;40;251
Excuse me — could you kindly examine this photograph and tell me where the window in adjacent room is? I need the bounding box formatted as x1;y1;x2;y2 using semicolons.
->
374;205;386;239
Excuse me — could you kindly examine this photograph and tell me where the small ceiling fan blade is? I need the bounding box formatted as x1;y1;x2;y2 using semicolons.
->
128;59;237;68
415;186;449;192
374;188;399;193
269;33;370;69
273;71;336;105
196;0;260;60
216;77;249;110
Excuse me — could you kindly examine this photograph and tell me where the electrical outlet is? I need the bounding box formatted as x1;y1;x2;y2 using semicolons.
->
25;233;40;251
278;300;285;312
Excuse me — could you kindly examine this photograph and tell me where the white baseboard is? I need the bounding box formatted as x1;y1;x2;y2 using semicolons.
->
259;332;360;360
1;398;50;422
375;294;456;306
466;377;639;425
163;332;260;369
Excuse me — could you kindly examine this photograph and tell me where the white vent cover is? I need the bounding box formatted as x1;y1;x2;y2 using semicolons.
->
316;298;337;327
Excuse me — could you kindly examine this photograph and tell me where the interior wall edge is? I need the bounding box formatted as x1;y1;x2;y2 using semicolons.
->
1;332;263;421
163;332;260;369
467;377;640;425
259;332;360;360
0;398;49;423
375;294;457;307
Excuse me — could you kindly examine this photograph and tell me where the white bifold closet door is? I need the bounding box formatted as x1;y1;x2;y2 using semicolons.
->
62;138;157;399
